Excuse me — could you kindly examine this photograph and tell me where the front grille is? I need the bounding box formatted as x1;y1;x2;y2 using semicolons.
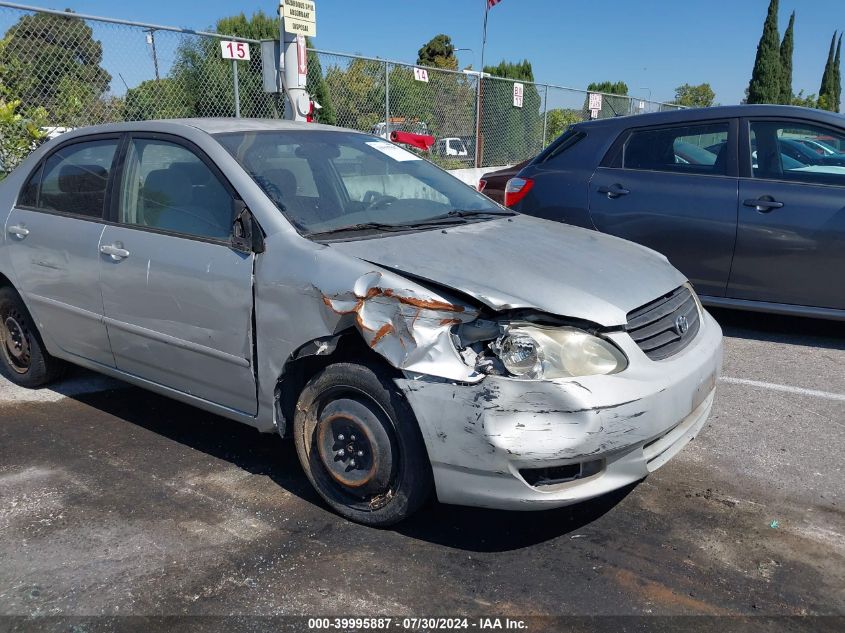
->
626;285;700;361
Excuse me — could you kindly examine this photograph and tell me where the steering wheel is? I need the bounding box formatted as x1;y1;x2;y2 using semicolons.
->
362;190;398;210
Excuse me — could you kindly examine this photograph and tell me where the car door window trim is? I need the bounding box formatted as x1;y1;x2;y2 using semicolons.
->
108;132;246;247
15;133;123;221
740;116;845;188
601;118;738;178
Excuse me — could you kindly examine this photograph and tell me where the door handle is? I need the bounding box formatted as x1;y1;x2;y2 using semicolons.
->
597;184;630;199
743;197;784;212
100;243;130;260
7;225;29;239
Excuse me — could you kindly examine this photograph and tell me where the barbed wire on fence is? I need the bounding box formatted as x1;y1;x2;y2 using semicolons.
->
0;1;682;173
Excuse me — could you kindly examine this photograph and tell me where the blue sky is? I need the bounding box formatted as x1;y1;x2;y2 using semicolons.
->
9;0;845;107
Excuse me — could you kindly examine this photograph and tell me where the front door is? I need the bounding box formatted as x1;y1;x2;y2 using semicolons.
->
590;119;739;298
99;135;257;414
5;137;119;367
729;119;845;310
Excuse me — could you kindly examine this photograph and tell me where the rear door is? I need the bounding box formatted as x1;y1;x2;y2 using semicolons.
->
98;134;257;414
728;118;845;309
589;119;739;297
5;136;120;367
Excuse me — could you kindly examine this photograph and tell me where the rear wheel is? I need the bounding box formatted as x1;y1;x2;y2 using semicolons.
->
0;286;64;388
293;362;432;526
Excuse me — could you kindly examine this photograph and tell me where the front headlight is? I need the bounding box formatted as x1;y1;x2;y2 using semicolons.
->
491;325;627;379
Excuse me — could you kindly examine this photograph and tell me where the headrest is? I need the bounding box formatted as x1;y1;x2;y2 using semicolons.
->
142;168;191;208
263;168;298;196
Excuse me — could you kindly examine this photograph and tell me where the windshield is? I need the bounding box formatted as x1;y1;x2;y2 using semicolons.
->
216;130;501;236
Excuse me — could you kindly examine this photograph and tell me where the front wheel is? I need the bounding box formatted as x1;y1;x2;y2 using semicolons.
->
0;286;64;388
293;362;432;526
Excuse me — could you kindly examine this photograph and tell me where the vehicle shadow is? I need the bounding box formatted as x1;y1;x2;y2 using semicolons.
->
708;307;845;349
66;380;635;552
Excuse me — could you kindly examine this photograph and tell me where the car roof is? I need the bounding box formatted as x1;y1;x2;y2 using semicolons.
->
574;104;845;131
48;117;361;141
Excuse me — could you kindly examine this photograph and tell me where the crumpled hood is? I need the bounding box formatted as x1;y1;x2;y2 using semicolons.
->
330;214;687;327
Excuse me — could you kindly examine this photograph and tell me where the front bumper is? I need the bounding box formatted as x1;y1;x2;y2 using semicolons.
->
396;310;723;510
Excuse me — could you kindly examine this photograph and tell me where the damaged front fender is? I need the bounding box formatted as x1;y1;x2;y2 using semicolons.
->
319;270;482;382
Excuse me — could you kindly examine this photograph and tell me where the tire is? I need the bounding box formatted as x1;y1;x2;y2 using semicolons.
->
0;286;64;388
293;362;433;526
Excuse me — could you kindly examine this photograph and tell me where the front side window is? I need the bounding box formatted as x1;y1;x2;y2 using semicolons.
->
216;130;504;236
749;121;845;187
623;123;729;175
119;138;233;240
36;139;118;217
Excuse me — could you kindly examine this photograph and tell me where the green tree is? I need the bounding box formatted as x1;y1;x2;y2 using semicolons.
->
325;57;385;130
124;79;194;121
307;42;336;125
417;34;457;70
673;83;716;108
747;0;782;104
480;60;543;165
0;10;111;126
545;108;580;143
790;90;817;108
818;31;838;111
0;98;48;177
779;11;795;104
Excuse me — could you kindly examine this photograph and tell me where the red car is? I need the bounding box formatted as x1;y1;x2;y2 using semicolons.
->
478;160;529;204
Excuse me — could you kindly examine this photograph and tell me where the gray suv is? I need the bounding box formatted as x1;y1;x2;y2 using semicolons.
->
0;119;722;525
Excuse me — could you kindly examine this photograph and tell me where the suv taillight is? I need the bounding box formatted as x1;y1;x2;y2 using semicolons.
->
504;177;534;207
478;179;487;192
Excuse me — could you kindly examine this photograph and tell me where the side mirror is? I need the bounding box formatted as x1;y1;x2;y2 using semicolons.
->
231;199;265;254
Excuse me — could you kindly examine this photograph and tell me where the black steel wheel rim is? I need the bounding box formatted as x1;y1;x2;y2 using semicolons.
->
311;387;399;510
1;311;31;374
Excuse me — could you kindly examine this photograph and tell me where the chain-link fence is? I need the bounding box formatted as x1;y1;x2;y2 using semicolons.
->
0;1;683;174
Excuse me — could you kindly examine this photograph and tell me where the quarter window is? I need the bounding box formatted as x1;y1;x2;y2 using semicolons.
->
749;121;845;187
623;123;729;175
36;139;118;217
119;139;233;240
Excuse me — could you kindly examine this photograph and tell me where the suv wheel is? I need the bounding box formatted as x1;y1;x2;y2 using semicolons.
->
293;362;432;526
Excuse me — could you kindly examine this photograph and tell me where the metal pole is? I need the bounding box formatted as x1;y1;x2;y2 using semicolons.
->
384;62;390;137
146;29;160;81
233;59;240;118
474;75;482;168
542;84;549;147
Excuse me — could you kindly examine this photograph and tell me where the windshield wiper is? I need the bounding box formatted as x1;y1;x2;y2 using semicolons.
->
305;222;414;237
404;208;515;226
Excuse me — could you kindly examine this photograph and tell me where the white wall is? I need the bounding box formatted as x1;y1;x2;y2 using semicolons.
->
447;166;511;189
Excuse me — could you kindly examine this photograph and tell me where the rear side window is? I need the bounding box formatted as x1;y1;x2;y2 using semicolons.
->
36;139;119;218
541;129;585;164
623;123;729;175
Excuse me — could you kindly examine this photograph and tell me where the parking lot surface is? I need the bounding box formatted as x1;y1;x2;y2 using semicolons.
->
0;309;842;629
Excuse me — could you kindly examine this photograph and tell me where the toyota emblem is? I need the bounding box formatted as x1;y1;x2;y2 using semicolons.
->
675;314;690;335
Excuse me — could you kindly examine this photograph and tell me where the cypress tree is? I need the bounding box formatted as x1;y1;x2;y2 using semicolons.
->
834;34;842;112
779;11;795;104
747;0;782;104
819;31;837;111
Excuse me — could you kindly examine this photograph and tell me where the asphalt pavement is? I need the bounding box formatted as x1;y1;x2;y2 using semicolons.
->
0;308;842;632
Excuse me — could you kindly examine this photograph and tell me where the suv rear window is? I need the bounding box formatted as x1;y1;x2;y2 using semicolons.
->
540;129;585;164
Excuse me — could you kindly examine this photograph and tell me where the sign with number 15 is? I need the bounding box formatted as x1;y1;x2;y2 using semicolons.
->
220;40;251;60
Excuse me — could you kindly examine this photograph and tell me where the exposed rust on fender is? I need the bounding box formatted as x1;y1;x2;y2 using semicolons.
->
370;323;395;347
317;271;481;382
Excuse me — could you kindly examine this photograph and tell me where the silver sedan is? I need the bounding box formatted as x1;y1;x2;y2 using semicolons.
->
0;119;722;525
